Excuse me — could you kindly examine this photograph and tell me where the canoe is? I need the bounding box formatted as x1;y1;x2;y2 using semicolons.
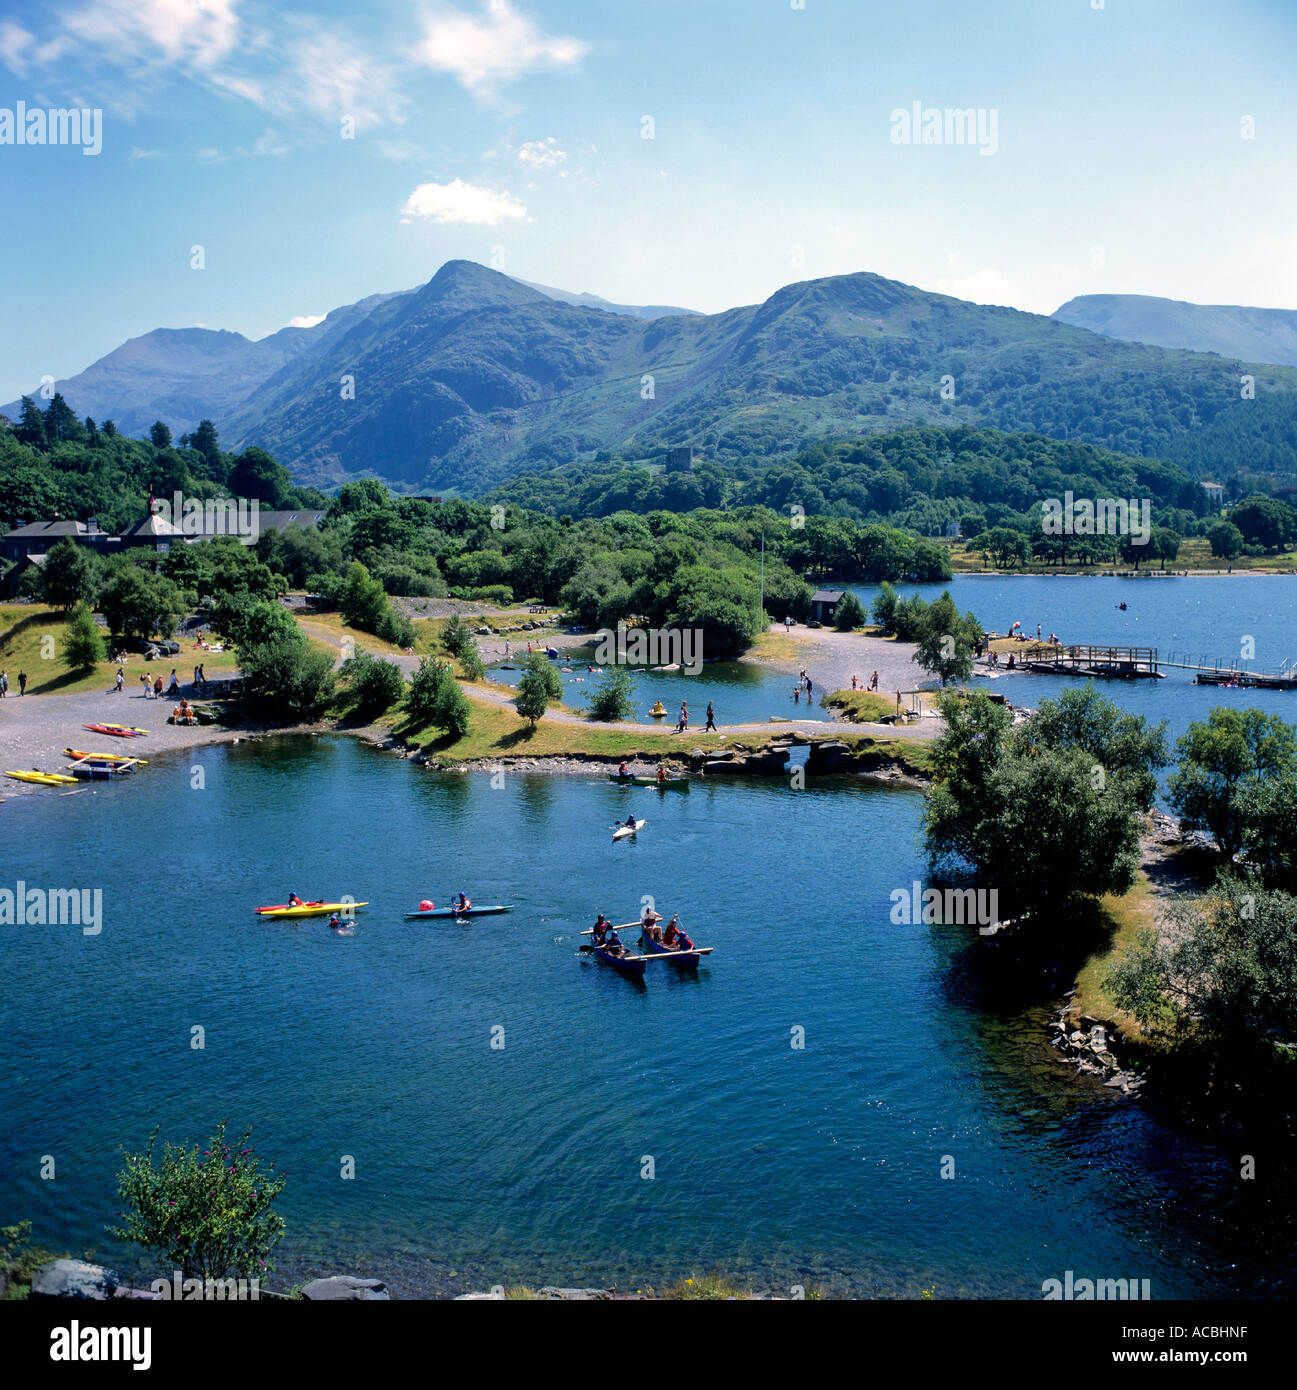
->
69;763;134;779
256;901;369;919
403;905;515;919
590;942;647;976
64;749;149;765
639;930;701;969
612;819;646;841
608;775;689;789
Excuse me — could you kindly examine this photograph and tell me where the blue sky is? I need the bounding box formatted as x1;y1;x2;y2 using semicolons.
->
1;0;1295;402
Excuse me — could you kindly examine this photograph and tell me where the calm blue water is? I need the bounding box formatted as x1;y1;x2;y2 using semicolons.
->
853;574;1297;746
486;653;830;724
2;731;1294;1298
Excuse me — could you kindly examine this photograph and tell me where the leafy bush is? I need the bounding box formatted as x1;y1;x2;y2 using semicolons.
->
339;651;405;715
108;1121;287;1281
63;600;106;671
588;667;634;721
405;656;470;738
833;590;866;631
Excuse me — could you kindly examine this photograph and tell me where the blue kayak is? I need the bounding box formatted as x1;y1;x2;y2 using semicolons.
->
403;905;515;920
639;931;701;969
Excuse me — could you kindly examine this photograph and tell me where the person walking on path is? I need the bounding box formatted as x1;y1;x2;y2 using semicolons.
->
17;670;26;695
114;667;124;693
0;671;7;698
704;701;717;732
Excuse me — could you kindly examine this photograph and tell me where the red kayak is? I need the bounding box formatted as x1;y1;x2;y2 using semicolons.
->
83;723;147;737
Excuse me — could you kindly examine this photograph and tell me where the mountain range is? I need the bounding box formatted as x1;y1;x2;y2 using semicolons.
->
8;263;1297;495
1054;294;1297;369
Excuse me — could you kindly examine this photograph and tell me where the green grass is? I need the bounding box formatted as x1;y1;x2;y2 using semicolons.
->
821;689;895;723
0;603;238;696
950;534;1297;575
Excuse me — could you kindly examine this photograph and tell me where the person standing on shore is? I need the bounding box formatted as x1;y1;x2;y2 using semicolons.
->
705;701;716;731
0;671;7;698
17;670;26;696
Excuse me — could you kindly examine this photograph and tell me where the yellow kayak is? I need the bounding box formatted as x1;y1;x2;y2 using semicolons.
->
649;702;668;716
6;770;78;785
256;901;369;919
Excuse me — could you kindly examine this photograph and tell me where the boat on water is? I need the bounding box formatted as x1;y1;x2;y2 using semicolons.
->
608;775;689;789
403;905;515;919
590;941;647;976
649;702;668;717
613;819;646;841
639;930;703;969
256;901;369;919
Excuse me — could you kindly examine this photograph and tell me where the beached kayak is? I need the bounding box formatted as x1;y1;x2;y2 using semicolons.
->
6;771;77;785
256;902;369;919
608;775;689;789
83;723;148;737
403;905;515;919
64;749;149;765
612;819;646;841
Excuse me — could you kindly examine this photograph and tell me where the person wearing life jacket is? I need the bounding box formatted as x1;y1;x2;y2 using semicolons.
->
288;893;304;907
455;892;471;912
618;761;631;780
604;927;624;952
328;913;344;931
674;924;694;953
663;916;680;946
656;765;667;784
624;814;637;830
592;914;609;945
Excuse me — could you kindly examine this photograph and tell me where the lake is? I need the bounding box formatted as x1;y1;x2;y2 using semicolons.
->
3;723;1295;1298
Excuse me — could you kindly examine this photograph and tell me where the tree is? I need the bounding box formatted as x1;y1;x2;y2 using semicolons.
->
99;567;185;642
15;396;46;448
339;651;405;716
1168;708;1297;859
1207;520;1243;565
189;419;222;477
514;667;551;726
405;657;470;738
912;591;980;686
238;638;335;717
978;526;1030;569
588;667;634;721
833;590;867;631
149;420;173;449
1237;769;1297;891
109;1121;286;1281
871;581;899;633
40;537;98;610
1230;495;1296;552
1108;880;1297;1054
63;600;105;671
43;392;85;444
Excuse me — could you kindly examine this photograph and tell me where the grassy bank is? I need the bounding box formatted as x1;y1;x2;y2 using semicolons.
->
948;534;1297;575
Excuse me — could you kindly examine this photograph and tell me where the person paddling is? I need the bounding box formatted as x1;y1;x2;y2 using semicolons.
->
592;913;610;945
454;892;471;912
288;893;304;907
663;915;681;946
617;760;631;780
623;814;637;831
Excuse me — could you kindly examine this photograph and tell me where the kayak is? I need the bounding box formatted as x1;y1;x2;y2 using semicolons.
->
608;775;689;789
256;901;369;919
6;770;77;785
256;900;325;912
649;703;668;716
640;930;701;969
403;905;515;919
83;723;148;737
612;819;646;841
64;749;149;765
590;942;647;977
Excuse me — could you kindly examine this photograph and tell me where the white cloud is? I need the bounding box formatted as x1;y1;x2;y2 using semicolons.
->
252;129;291;157
284;29;407;126
63;0;239;70
417;0;589;95
288;313;327;328
517;136;566;170
0;20;34;74
400;178;528;225
933;267;1016;306
128;146;164;160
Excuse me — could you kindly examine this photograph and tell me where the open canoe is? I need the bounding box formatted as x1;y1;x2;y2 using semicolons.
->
612;819;646;841
590;942;647;976
256;901;369;919
640;931;702;969
608;775;689;789
403;905;515;919
65;749;149;765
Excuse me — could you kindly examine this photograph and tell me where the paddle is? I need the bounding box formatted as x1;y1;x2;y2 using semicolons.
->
579;922;641;936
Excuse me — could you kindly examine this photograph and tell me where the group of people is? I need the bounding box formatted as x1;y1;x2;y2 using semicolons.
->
792;670;815;703
171;698;197;725
590;909;694;959
139;669;185;699
0;670;24;696
849;671;880;692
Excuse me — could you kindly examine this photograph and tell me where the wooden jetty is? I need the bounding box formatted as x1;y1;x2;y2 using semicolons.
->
1016;643;1297;689
1160;650;1297;690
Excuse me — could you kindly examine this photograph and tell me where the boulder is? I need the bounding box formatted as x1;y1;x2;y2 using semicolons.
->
30;1259;119;1300
536;1287;611;1300
300;1275;391;1301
